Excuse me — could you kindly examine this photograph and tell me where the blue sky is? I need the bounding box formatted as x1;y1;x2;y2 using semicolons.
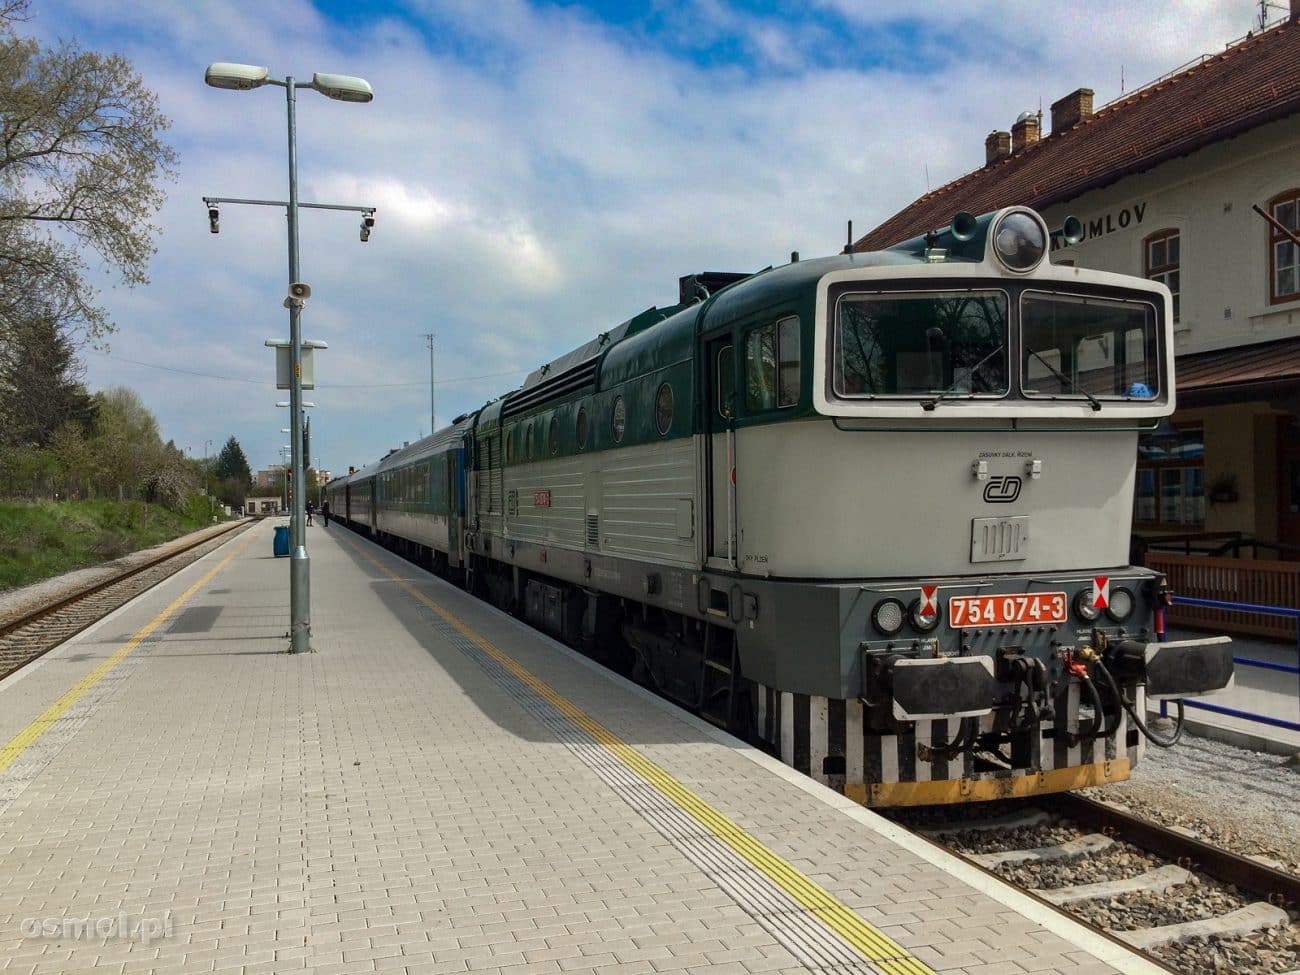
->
23;0;1255;480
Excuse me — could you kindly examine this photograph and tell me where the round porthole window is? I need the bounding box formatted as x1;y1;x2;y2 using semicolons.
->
655;382;673;436
576;406;589;450
612;396;626;444
548;416;559;455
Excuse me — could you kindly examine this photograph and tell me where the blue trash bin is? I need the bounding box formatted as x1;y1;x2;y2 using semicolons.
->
273;525;290;558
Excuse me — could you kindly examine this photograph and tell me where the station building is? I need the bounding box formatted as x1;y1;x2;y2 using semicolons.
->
857;7;1300;556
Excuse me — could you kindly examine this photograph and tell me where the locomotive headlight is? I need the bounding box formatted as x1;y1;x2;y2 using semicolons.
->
1105;587;1135;623
908;598;941;633
871;598;906;636
991;211;1047;272
1073;588;1102;622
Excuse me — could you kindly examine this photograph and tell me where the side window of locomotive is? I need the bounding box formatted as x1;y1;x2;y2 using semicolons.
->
777;316;800;406
745;320;801;411
745;325;777;411
716;345;734;419
576;405;589;449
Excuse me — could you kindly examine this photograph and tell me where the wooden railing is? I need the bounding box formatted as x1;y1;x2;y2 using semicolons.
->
1145;553;1300;640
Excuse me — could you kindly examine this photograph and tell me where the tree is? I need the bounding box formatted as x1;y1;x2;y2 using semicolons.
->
0;2;178;347
87;386;162;499
213;436;252;505
0;313;97;448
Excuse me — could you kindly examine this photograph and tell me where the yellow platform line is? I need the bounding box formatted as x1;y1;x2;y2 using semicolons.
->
354;542;936;975
0;529;261;776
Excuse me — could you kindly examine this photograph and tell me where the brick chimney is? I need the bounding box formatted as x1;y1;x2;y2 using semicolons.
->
984;130;1011;166
1050;88;1094;135
1010;112;1040;153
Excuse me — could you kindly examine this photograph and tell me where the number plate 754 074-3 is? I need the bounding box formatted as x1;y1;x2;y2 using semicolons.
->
949;592;1067;628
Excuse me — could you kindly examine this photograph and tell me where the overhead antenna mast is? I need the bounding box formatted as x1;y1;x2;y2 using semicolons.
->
843;219;853;255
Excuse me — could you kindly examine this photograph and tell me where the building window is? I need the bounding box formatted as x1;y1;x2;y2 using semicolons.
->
1144;229;1180;321
1269;189;1299;304
1135;424;1204;527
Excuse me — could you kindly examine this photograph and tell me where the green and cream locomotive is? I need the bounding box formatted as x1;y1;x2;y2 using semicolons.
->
330;206;1232;807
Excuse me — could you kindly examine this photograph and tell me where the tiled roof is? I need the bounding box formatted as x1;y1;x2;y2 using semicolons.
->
856;18;1300;250
1175;334;1300;400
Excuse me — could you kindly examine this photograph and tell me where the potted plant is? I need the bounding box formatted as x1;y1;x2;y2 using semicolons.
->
1208;472;1238;505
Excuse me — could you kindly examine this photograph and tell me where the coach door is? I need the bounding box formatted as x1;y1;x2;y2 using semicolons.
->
705;336;737;566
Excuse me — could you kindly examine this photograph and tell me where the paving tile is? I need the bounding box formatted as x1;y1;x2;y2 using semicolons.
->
0;523;1142;975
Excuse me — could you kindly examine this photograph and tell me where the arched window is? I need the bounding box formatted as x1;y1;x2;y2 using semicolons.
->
1143;228;1180;321
1269;189;1300;305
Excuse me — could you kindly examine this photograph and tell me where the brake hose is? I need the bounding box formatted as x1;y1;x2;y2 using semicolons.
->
1095;657;1186;748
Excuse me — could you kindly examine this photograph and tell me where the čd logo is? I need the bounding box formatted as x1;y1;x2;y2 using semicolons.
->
983;475;1022;503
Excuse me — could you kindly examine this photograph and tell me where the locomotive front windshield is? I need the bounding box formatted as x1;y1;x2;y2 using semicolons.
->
833;287;1161;403
835;291;1008;397
1021;291;1159;401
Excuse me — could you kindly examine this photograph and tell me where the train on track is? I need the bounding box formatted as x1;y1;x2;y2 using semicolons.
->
326;205;1233;807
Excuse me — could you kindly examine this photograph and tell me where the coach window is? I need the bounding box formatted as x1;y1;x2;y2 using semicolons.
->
576;405;589;449
1144;229;1180;321
611;395;626;444
1269;189;1300;305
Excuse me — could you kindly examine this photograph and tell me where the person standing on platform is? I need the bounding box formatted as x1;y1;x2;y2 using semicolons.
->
306;499;315;526
321;499;331;527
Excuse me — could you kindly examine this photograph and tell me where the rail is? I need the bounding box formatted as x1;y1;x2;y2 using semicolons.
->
1160;595;1300;735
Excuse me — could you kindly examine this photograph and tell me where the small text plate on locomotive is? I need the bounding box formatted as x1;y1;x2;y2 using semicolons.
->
950;591;1067;628
970;515;1028;562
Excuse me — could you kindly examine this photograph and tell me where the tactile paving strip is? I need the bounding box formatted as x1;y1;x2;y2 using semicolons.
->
373;556;935;975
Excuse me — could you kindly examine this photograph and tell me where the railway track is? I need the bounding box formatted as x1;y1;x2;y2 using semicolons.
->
0;520;252;681
894;794;1300;974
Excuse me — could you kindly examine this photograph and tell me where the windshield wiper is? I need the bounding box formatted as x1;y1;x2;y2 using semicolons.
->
1025;347;1102;411
921;345;1004;411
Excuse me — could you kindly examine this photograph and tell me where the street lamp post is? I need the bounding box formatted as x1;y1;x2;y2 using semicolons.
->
205;63;373;653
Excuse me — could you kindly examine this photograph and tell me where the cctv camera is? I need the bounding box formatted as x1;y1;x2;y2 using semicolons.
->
288;282;312;300
359;211;374;243
208;205;220;234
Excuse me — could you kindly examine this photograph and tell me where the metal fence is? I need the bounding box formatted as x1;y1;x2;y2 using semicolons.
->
1147;553;1300;640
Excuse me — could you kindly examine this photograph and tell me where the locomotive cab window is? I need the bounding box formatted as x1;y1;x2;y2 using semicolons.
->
1020;291;1159;400
834;291;1007;398
744;316;800;412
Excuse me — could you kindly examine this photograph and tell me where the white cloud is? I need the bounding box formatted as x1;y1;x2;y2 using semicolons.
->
22;0;1264;477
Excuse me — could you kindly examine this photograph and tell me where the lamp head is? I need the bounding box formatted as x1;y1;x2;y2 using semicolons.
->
205;63;270;91
310;72;374;103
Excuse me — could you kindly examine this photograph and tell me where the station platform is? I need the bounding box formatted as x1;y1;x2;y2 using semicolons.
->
1163;627;1300;753
0;519;1167;975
